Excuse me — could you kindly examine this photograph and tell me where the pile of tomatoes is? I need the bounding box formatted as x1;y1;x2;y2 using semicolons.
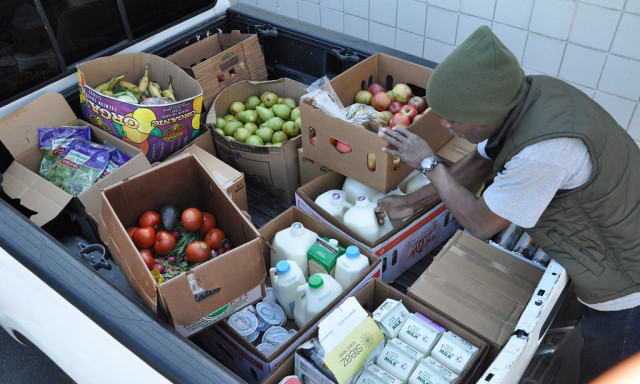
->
127;206;231;282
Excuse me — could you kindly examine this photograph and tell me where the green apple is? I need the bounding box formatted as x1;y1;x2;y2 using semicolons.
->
245;135;264;146
255;126;274;143
229;101;245;115
290;107;300;122
233;127;252;143
222;120;243;136
244;122;258;134
244;95;261;110
282;121;299;138
215;116;227;129
271;131;288;144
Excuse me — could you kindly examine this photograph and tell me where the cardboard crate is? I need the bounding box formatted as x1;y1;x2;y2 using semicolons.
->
296;172;460;283
0;92;151;227
206;78;308;203
167;30;268;111
298;147;332;186
98;153;266;336
293;279;490;384
299;53;455;193
193;207;382;383
77;52;204;163
408;230;545;359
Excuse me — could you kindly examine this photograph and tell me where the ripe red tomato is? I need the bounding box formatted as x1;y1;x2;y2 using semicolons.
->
126;226;138;240
139;249;155;270
186;241;211;263
181;208;204;232
154;231;176;256
199;212;216;234
204;228;225;250
138;211;161;230
132;227;155;249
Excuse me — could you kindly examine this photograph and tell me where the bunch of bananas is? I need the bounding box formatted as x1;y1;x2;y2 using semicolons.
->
92;65;176;104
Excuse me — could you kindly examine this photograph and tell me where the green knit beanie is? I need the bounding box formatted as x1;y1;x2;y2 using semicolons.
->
426;26;526;124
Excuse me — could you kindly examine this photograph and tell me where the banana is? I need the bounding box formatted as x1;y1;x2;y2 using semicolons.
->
161;77;176;102
101;90;113;96
148;81;162;98
94;81;110;92
138;64;149;92
107;74;125;92
117;80;141;94
139;90;151;102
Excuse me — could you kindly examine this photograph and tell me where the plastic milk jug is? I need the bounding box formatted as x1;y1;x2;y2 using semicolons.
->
269;260;307;319
334;246;370;290
404;172;431;195
315;189;349;221
343;196;381;243
271;222;318;279
293;273;343;328
342;177;380;205
398;169;421;193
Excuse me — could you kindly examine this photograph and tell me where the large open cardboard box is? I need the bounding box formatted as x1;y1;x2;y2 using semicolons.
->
206;78;307;203
0;92;151;227
166;30;268;111
99;153;265;336
299;53;456;193
77;52;204;163
293;279;490;384
296;172;460;282
408;230;545;360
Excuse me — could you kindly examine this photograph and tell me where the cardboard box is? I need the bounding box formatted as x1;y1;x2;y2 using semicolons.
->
408;230;545;356
206;78;308;203
193;207;382;383
299;53;455;193
167;31;268;111
0;92;151;227
98;153;266;335
181;144;248;212
298;147;332;186
77;52;204;163
294;279;490;384
295;172;460;283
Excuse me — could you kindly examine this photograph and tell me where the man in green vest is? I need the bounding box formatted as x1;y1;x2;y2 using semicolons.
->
376;26;640;383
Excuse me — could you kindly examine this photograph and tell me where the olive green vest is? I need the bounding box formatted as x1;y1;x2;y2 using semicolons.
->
485;75;640;304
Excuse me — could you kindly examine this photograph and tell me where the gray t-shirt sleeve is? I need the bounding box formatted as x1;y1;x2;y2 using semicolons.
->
481;137;592;228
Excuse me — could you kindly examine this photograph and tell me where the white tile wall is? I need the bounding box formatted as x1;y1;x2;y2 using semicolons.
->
236;0;640;138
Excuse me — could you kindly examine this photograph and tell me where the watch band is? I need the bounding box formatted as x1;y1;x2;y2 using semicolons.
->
420;157;443;173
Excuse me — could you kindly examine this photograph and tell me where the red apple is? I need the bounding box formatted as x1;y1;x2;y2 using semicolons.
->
392;83;413;104
336;140;352;153
371;92;392;112
393;156;401;170
400;104;418;122
408;96;427;113
390;113;411;128
368;82;385;95
388;101;403;114
310;136;317;145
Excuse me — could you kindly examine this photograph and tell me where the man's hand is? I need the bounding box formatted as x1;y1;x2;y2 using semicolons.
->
378;127;435;169
374;194;416;225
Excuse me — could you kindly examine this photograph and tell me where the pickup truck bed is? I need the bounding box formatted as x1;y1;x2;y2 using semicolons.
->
0;3;581;383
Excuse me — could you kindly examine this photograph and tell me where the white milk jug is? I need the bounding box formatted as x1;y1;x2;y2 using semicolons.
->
343;196;381;243
269;260;307;319
271;222;318;279
293;273;343;328
342;177;380;205
315;189;349;221
334;246;370;290
398;169;421;193
404;172;431;195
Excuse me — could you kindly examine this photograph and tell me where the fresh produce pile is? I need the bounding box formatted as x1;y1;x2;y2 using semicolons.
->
127;206;232;283
354;82;428;130
213;91;301;146
92;65;177;105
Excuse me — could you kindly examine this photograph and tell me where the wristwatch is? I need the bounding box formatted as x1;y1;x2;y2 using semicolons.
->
420;157;443;173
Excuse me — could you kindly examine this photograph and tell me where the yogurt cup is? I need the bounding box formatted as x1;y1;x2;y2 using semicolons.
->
256;342;279;357
372;299;409;338
227;311;259;343
256;301;287;327
262;326;294;347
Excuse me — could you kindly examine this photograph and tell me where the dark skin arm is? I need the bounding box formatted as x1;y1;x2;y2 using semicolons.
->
376;127;511;240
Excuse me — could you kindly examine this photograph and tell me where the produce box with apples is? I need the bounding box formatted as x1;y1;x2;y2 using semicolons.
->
99;153;266;336
206;78;308;203
77;52;204;163
300;53;454;193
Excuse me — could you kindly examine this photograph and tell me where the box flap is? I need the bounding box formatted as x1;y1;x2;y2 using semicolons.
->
408;230;544;349
0;92;78;158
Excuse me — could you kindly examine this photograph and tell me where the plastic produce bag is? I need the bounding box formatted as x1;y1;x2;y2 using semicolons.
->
302;76;377;126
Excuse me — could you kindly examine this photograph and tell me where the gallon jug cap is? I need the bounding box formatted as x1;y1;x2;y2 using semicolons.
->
290;222;304;235
276;260;291;274
309;274;324;289
329;192;344;205
345;245;360;259
329;238;339;246
355;196;369;206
